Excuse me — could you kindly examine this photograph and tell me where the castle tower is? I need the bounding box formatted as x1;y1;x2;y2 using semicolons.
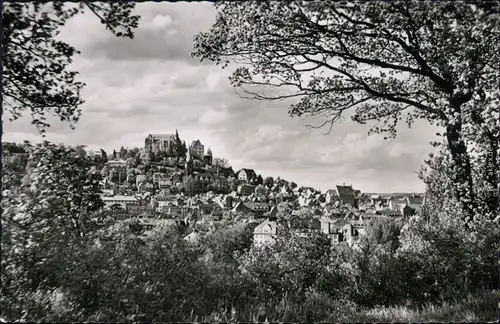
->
204;147;213;166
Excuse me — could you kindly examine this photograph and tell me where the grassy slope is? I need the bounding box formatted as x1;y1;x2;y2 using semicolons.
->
195;290;499;322
356;290;499;322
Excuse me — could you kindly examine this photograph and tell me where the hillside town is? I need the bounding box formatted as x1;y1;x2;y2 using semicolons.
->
4;131;425;250
2;2;497;322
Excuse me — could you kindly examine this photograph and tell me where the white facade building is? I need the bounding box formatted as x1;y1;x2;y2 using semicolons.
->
253;219;277;247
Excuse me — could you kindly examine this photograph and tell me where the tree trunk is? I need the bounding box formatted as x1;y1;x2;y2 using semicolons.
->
445;117;476;225
469;103;499;218
482;131;499;218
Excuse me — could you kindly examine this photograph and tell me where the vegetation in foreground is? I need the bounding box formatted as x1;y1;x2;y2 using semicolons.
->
2;145;499;322
200;290;500;322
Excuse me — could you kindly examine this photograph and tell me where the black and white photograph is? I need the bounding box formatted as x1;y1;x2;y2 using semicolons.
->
1;1;499;322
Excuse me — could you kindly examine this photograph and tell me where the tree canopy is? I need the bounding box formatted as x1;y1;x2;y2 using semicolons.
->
193;1;499;223
2;2;139;133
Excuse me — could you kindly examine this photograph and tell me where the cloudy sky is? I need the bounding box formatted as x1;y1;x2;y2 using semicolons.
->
4;2;440;193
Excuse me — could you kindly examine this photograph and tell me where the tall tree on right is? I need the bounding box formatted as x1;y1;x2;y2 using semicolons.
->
193;1;499;224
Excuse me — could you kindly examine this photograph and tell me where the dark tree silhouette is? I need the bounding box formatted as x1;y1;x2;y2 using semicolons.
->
193;1;499;222
2;2;139;133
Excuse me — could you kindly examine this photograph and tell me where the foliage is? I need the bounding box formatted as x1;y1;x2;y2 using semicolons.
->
361;217;403;254
193;0;500;222
21;142;104;234
264;176;274;187
216;157;231;168
182;141;188;158
203;222;257;264
2;197;498;322
355;290;500;322
2;2;139;133
173;130;187;160
238;230;349;305
398;216;499;297
119;146;128;159
2;142;27;154
1;142;106;320
419;142;499;226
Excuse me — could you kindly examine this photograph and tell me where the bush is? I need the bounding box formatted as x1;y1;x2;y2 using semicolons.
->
3;206;497;322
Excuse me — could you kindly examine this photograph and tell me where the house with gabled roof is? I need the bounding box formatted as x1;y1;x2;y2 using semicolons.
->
388;197;405;211
402;194;425;214
401;204;418;217
244;202;271;217
336;184;356;206
406;193;425;205
237;168;258;183
253;219;278;247
190;139;205;159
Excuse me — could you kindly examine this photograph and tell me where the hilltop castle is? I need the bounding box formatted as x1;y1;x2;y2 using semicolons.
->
144;133;176;154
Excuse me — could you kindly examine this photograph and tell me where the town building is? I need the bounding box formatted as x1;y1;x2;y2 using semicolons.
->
101;195;139;210
212;175;230;193
238;183;256;196
203;148;213;166
105;159;127;169
190;139;205;159
325;189;339;204
127;203;151;215
255;184;268;197
237;168;257;183
253;219;278;247
336;184;357;207
171;172;183;186
232;201;270;217
145;134;176;154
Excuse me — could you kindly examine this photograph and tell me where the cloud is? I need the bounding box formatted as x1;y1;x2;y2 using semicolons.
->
3;2;442;193
198;107;230;126
151;14;173;30
64;2;216;64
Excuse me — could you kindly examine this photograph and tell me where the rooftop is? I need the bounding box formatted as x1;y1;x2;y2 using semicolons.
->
149;133;175;139
102;195;138;202
336;185;355;197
